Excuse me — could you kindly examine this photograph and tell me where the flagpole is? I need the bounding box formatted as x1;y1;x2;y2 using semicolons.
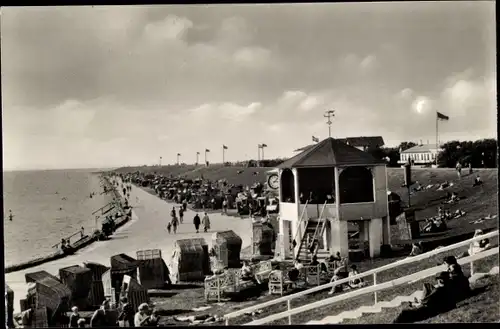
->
205;150;207;164
435;110;438;166
222;146;225;164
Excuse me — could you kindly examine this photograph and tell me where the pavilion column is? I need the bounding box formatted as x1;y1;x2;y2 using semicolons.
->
368;218;383;258
382;216;391;246
292;168;301;257
330;219;349;258
359;220;369;243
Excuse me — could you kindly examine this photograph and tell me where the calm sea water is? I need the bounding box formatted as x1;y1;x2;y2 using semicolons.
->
3;169;113;266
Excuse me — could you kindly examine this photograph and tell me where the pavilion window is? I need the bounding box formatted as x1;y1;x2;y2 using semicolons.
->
339;166;374;204
297;167;335;204
280;169;295;203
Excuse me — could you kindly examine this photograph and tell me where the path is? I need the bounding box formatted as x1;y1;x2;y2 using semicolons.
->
5;178;253;313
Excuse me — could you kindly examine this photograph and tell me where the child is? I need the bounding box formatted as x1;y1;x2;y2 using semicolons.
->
167;222;172;234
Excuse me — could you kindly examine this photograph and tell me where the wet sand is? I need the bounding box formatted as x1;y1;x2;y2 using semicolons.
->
5;178;253;313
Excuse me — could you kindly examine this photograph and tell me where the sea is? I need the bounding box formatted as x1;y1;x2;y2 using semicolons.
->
3;169;114;267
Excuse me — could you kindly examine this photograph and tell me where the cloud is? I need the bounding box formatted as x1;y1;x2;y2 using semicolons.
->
233;47;272;68
411;96;432;114
397;88;414;100
440;74;495;118
359;54;377;71
143;15;193;42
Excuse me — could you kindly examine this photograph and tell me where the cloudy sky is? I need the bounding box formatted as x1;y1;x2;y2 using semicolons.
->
1;2;496;170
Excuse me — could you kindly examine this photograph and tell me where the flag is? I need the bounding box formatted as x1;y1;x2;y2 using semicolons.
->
312;136;319;143
437;112;449;121
261;143;268;147
205;149;210;152
223;145;228;149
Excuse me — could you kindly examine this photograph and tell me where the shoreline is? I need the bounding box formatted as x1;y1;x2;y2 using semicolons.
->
4;174;130;274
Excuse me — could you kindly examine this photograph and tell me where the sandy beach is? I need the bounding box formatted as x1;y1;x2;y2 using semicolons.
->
5;178;253;314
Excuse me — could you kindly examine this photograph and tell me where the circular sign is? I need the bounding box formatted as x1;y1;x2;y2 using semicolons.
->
267;174;279;190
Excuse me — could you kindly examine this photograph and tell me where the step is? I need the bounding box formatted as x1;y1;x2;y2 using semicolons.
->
307;265;500;325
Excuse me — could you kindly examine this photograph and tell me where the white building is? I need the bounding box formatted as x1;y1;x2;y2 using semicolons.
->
398;144;439;166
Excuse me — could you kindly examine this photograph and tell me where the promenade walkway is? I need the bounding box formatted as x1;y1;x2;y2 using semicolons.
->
5;178;253;313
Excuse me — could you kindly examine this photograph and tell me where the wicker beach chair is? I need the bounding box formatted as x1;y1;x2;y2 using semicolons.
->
268;270;294;296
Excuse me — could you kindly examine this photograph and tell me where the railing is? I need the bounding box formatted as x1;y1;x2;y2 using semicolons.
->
51;229;85;249
224;230;498;325
292;200;309;259
310;201;328;257
245;247;498;325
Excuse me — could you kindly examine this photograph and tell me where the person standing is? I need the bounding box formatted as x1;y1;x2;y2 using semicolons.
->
170;207;176;221
179;207;184;224
8;209;13;221
468;162;473;175
222;198;228;215
193;213;201;233
69;306;81;328
202;212;211;233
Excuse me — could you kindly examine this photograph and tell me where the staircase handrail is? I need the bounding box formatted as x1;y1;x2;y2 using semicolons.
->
224;229;498;324
244;247;498;325
310;201;328;253
291;200;309;256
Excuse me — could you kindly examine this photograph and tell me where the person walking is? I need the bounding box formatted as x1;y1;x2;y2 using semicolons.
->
171;216;179;234
167;222;172;234
171;207;177;220
193;213;201;233
179;207;184;224
202;212;211;233
456;161;462;179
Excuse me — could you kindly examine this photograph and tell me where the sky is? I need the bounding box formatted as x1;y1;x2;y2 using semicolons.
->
1;2;496;170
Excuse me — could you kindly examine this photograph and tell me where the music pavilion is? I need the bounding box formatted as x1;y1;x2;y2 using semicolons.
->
268;137;391;259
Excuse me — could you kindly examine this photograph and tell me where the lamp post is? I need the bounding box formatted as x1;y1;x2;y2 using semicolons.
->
177;153;181;165
196;152;200;165
324;110;335;137
261;144;268;160
159;156;162;167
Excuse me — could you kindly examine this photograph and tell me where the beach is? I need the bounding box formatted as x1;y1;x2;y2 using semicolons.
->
5;177;253;314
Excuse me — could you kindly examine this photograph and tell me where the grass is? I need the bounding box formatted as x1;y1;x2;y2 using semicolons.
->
342;270;499;324
226;253;498;325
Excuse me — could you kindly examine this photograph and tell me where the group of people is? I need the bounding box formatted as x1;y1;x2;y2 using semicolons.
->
66;298;161;327
393;255;471;323
166;206;211;234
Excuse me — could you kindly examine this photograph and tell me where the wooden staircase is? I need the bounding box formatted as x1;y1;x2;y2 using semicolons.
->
294;202;329;262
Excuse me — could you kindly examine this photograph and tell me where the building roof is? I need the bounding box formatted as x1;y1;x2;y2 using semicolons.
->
401;144;438;153
293;136;385;152
338;136;385;148
278;137;386;168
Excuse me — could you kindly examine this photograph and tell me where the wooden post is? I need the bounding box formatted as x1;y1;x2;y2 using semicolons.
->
287;300;292;325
